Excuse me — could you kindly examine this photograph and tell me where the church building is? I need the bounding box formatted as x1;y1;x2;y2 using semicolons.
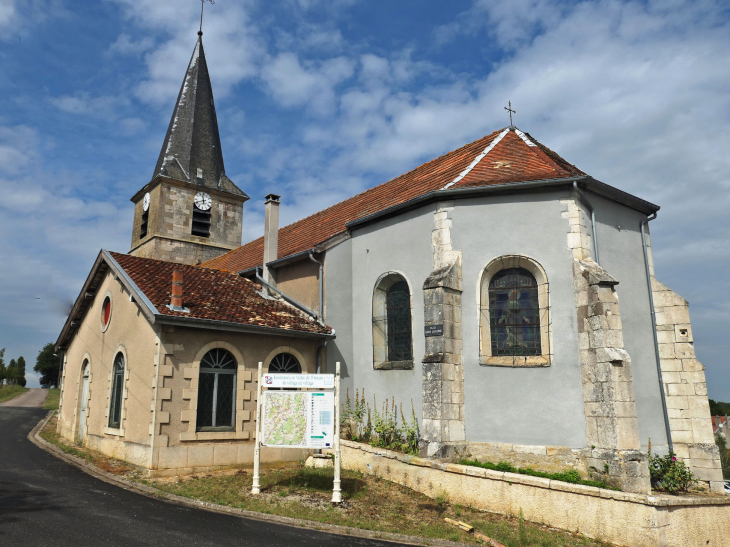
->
55;31;725;493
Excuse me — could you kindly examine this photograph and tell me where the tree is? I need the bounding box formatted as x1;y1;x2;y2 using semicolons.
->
16;356;27;387
0;348;5;386
35;343;61;388
7;359;17;386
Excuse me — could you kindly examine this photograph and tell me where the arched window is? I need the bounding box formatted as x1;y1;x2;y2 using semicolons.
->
479;256;551;367
372;273;413;369
268;353;301;373
489;268;540;356
108;353;125;428
196;349;237;430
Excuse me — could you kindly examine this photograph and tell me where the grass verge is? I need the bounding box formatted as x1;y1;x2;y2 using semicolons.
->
0;385;29;404
42;388;60;410
458;459;615;490
38;415;609;547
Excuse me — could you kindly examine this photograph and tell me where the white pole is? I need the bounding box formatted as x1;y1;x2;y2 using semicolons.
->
251;361;263;494
332;361;342;504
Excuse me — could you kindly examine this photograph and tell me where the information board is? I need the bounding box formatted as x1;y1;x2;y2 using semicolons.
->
261;391;334;449
263;373;334;389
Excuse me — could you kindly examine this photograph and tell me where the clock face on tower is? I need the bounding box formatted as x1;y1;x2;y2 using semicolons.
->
142;192;150;212
194;192;212;211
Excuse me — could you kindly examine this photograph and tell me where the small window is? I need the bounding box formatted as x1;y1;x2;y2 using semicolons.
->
101;296;112;330
488;268;541;356
196;349;237;430
108;353;125;428
268;353;302;373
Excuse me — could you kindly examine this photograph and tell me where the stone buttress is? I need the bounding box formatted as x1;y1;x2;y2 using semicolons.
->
421;202;466;458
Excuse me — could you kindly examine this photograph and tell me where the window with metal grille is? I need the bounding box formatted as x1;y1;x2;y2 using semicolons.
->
386;281;412;361
268;353;301;373
488;268;541;356
191;205;211;238
108;353;125;428
196;348;237;431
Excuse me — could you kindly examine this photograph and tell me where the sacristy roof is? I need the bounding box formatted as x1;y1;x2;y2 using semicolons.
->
55;250;332;351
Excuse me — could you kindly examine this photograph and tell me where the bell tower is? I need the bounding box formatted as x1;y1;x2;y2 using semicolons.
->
129;31;248;265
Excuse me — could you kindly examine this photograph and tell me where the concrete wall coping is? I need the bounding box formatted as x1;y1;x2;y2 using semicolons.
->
339;439;730;508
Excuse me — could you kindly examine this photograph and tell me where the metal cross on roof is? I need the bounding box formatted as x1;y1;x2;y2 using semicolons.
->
199;0;215;35
504;101;516;126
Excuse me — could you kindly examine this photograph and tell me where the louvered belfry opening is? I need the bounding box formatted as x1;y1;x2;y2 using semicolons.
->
140;209;149;239
191;204;211;237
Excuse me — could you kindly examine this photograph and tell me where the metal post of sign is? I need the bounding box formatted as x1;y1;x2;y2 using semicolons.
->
251;361;263;494
332;361;342;504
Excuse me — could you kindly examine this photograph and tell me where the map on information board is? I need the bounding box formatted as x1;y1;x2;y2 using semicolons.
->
261;391;334;448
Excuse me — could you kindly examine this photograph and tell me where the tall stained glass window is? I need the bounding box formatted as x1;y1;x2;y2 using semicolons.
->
489;268;541;356
386;281;413;361
108;353;125;428
196;348;236;430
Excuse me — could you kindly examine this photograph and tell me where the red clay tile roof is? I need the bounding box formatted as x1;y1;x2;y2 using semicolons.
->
203;127;585;272
110;252;331;335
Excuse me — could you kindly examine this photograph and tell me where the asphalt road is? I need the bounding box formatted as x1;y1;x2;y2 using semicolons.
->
0;407;406;546
0;388;48;407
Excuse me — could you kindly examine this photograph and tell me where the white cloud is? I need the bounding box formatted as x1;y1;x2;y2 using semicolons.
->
107;33;154;56
49;93;129;120
261;53;355;115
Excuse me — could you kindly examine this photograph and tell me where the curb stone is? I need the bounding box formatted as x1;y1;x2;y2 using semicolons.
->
28;412;473;547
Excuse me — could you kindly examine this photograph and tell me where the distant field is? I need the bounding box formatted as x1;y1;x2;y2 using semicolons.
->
0;385;29;404
43;388;60;410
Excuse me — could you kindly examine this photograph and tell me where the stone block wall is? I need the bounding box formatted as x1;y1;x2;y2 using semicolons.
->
573;258;650;493
652;279;724;492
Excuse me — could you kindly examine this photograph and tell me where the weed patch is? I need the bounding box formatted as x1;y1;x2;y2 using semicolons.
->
458;459;616;490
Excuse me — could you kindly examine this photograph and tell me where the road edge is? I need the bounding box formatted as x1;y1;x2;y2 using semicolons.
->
28;412;470;547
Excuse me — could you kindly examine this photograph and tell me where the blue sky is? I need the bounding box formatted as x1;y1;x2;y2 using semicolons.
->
0;0;729;399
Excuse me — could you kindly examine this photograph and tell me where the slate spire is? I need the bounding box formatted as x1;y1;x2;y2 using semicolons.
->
153;33;245;197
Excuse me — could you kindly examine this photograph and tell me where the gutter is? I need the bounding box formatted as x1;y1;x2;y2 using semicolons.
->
309;251;324;320
640;213;673;453
253;267;322;323
155;314;334;340
347;176;590;230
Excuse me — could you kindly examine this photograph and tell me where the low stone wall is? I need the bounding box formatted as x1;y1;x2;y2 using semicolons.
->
333;440;730;547
466;442;586;474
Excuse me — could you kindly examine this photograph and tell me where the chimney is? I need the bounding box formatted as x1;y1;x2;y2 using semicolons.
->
263;194;280;284
168;270;188;312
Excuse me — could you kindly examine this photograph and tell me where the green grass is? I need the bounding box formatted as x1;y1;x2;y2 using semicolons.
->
43;388;60;410
459;459;617;490
0;384;29;404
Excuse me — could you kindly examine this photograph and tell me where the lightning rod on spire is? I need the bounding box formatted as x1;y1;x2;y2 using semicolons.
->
199;0;215;35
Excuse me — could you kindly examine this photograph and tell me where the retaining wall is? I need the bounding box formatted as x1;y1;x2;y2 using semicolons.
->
333;440;730;547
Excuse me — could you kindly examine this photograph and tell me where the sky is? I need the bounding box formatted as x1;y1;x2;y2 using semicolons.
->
0;0;728;399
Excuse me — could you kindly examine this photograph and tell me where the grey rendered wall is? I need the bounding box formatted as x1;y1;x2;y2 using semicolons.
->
346;207;437;422
324;238;355;398
452;191;587;448
590;194;670;453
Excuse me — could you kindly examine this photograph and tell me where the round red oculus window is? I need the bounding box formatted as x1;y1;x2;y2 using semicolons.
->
102;296;111;328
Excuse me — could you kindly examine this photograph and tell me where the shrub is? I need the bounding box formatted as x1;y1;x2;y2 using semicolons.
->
341;389;420;455
647;450;696;493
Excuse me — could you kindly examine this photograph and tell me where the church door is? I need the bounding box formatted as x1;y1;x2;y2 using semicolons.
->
77;363;90;443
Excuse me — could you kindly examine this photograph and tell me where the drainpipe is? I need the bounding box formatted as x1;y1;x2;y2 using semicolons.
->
316;341;327;374
573;181;600;264
309;251;324;321
254;267;320;322
640;213;673;453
